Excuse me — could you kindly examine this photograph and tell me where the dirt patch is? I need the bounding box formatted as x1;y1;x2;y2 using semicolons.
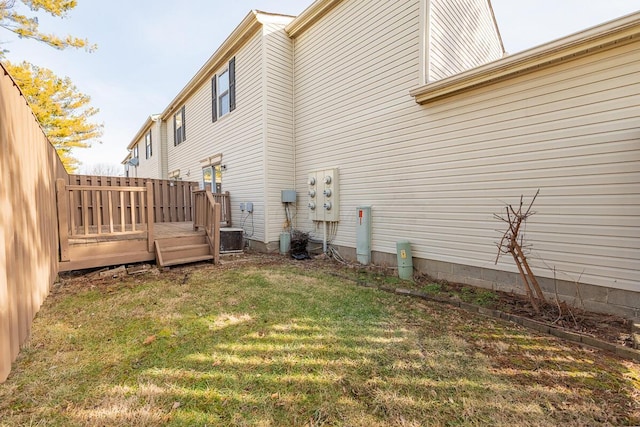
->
492;286;632;347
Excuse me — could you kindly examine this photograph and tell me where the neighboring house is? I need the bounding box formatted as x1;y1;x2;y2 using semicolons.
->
125;114;164;179
125;10;296;250
121;152;133;177
125;0;640;316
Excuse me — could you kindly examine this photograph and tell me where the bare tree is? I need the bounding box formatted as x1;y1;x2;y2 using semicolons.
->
81;163;121;177
494;190;546;312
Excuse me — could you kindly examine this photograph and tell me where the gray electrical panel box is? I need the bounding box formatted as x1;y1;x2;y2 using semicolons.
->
281;189;296;203
356;206;371;264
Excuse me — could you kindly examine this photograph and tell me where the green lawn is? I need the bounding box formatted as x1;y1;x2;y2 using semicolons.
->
1;257;638;426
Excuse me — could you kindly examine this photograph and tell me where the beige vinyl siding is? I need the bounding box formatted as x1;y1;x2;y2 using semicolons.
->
263;23;295;243
159;120;168;179
293;0;422;239
293;0;639;292
167;29;267;241
429;0;503;81
134;123;162;179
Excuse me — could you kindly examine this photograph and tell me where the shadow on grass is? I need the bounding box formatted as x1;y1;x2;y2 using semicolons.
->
1;265;638;426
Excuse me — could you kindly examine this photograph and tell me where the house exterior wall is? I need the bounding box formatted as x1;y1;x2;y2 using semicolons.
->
415;41;639;296
131;138;144;178
263;22;295;244
428;0;503;80
292;0;428;245
166;29;268;242
131;119;162;179
291;0;640;313
159;120;168;179
126;161;137;178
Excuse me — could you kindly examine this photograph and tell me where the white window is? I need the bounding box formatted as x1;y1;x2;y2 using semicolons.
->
145;130;152;159
211;57;235;122
174;106;185;146
218;70;230;117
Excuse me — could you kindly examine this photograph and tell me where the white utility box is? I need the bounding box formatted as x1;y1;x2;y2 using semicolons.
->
307;168;339;222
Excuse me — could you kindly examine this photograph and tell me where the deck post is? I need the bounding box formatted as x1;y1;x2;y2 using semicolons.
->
224;191;231;227
193;191;199;231
55;179;70;262
213;202;221;264
146;181;154;253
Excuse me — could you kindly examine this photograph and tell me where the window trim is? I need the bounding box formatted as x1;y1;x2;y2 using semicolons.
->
202;164;222;193
133;145;139;160
212;57;235;122
145;130;152;159
173;106;186;146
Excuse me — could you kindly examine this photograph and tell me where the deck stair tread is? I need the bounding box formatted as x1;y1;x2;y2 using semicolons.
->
161;254;214;267
155;234;214;268
162;243;210;252
155;234;206;246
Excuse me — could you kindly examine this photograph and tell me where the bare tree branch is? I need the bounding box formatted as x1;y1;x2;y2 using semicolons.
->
495;190;545;312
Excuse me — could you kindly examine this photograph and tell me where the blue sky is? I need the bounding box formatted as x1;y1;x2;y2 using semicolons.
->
3;0;639;173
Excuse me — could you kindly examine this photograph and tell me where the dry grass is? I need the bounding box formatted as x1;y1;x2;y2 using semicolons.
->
0;255;638;426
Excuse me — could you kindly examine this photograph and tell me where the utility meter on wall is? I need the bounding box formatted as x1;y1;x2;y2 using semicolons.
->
308;174;317;220
307;168;339;222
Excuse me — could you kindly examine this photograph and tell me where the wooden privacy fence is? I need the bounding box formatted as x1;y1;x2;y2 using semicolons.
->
1;64;69;383
193;190;232;227
69;175;199;224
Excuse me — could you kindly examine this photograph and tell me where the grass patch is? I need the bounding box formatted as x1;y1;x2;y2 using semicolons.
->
423;282;443;294
459;286;499;307
0;258;638;426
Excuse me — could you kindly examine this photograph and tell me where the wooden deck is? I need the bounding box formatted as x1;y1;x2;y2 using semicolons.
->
59;222;204;271
56;179;226;272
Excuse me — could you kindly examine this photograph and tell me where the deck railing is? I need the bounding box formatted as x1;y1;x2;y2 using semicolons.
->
56;179;155;261
193;189;221;264
193;190;231;227
69;175;198;224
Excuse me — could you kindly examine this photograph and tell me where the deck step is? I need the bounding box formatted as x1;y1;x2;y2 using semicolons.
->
155;234;207;247
161;244;211;262
155;235;214;268
161;254;214;267
162;243;210;254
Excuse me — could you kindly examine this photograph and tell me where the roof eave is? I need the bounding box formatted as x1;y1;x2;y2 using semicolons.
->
410;11;640;104
285;0;344;37
160;11;263;120
126;115;157;150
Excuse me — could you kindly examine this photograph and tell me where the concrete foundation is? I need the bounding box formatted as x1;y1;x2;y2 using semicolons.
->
247;239;280;254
